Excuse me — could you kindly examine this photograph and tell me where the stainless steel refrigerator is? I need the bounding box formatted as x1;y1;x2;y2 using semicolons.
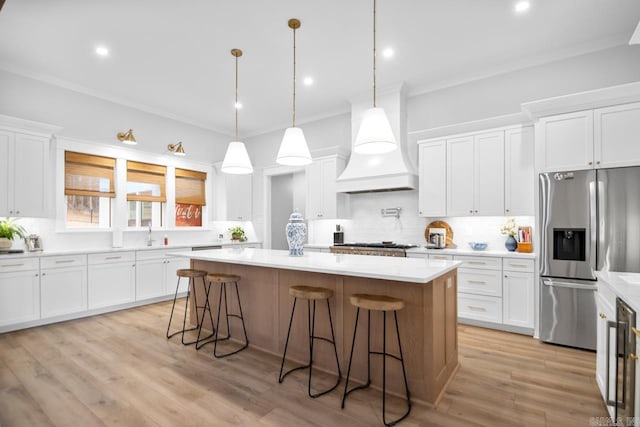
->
539;167;640;350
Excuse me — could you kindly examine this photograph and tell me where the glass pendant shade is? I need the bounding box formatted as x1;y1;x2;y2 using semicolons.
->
276;127;312;166
354;107;397;154
221;141;253;174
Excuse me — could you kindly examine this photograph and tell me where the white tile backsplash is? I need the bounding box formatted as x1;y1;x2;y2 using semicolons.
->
307;190;534;251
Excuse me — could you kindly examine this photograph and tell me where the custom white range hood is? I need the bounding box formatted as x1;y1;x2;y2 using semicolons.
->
336;85;417;193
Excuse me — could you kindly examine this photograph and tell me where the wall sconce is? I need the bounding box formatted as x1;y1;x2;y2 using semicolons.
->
168;142;186;156
117;129;137;145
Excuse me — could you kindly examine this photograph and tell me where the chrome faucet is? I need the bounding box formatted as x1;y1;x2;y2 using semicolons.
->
147;224;153;246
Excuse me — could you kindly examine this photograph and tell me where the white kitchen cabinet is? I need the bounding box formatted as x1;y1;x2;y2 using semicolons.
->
502;271;534;329
504;126;534;215
135;249;191;299
305;155;349;219
0;130;49;217
594;102;640;168
0;257;40;326
40;255;87;318
454;255;502;324
458;269;502;297
88;252;136;309
538;110;594;172
219;174;252;221
418;140;446;217
447;132;504;216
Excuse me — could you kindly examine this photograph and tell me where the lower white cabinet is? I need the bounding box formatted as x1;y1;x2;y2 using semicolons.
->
88;252;136;309
135;249;191;299
458;293;502;323
596;282;617;418
40;255;87;318
0;258;40;326
502;259;535;329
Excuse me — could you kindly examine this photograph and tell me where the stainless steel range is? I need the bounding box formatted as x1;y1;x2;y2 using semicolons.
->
330;243;417;257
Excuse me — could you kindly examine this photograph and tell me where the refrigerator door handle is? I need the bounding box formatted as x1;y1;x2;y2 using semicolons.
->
589;172;598;272
606;320;617;407
542;279;597;290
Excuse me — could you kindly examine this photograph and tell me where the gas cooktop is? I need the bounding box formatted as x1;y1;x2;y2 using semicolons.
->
333;243;418;249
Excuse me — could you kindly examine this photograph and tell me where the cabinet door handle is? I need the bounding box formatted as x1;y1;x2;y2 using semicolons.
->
630;353;638;361
41;273;46;276
55;260;75;264
474;210;478;213
589;161;593;165
467;305;487;312
596;161;601;165
505;209;510;212
632;326;640;337
105;256;122;260
467;280;487;284
606;320;617;406
508;263;529;268
599;312;607;319
469;210;473;214
467;261;486;265
433;256;447;260
1;263;25;268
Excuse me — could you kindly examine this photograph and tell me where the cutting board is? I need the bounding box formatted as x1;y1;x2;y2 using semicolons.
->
425;220;456;248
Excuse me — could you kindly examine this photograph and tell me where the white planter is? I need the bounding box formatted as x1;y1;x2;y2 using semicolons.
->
0;238;12;249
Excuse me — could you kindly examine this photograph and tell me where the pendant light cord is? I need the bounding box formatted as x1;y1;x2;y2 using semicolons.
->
373;0;377;108
292;25;297;127
235;54;239;141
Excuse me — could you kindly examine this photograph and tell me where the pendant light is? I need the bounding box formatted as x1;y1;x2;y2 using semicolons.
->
221;48;254;175
276;18;312;166
354;0;397;155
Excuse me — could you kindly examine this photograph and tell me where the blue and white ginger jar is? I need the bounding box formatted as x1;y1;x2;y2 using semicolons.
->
286;211;306;256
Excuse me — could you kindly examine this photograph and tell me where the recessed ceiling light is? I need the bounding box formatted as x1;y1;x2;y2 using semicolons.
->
514;1;530;13
303;77;313;86
95;46;109;56
382;48;394;58
234;102;243;109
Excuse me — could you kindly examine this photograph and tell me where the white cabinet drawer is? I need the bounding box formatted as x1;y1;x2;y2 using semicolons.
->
453;256;501;270
429;254;453;261
458;268;502;297
135;248;190;261
458;294;502;323
503;258;534;273
0;257;38;272
88;252;135;265
41;254;87;269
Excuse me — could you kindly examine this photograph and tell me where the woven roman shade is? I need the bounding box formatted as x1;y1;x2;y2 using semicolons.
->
65;151;116;198
126;161;167;202
175;168;207;205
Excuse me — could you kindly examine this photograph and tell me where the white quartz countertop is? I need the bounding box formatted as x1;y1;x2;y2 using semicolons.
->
169;248;461;284
596;271;640;312
0;241;262;259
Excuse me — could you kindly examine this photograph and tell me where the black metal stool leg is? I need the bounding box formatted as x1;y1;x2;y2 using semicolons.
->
278;298;298;383
342;307;365;408
166;275;181;339
195;278;217;350
213;281;249;358
381;310;411;426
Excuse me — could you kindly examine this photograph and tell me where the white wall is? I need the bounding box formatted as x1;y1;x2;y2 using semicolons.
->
0;69;231;161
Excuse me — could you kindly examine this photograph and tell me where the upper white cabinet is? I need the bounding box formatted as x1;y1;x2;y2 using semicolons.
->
595;102;640;169
305;155;349;219
418;140;446;217
0;130;50;217
219;174;252;221
447;131;504;216
537;102;640;172
504;126;534;215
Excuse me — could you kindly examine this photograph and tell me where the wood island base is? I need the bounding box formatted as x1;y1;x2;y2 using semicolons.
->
190;260;458;406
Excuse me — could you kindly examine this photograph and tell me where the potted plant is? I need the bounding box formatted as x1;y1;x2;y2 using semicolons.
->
229;226;247;242
0;217;27;249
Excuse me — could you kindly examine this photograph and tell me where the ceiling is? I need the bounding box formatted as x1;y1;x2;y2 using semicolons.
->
1;1;639;137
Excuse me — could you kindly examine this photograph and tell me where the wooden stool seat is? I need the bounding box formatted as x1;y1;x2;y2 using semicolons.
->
350;294;405;312
176;269;208;278
206;273;242;283
289;285;333;300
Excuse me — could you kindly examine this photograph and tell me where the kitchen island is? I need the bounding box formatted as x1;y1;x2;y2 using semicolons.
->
170;248;460;406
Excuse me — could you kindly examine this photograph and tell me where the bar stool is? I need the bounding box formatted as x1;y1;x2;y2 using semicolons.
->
278;285;341;398
166;269;210;346
341;294;411;426
197;273;249;358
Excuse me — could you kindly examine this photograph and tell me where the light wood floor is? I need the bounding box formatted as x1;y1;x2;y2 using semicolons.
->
0;300;607;426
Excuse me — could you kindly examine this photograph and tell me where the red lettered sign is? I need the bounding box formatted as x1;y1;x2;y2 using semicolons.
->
175;203;202;226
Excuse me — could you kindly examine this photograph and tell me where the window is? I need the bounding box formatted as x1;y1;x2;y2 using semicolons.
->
126;161;166;227
65;151;115;228
175;168;206;227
